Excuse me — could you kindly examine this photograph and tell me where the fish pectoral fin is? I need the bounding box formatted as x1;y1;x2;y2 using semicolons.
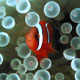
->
46;43;57;53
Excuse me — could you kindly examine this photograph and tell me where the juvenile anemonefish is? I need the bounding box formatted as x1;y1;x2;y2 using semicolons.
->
25;21;56;61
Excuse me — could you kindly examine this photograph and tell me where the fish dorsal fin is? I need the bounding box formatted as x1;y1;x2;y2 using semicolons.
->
36;24;43;50
45;23;50;43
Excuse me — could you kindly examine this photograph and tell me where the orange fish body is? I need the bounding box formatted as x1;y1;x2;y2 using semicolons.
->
25;21;56;61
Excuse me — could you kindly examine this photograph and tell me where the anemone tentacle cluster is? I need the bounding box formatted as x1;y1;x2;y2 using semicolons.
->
0;0;80;80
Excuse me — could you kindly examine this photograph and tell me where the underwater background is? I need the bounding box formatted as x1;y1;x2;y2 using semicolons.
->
0;0;80;80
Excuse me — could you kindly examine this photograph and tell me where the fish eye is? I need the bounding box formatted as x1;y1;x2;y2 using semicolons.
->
35;34;38;38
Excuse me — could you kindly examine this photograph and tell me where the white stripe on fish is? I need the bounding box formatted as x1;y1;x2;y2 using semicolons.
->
36;23;50;50
45;23;50;43
36;24;43;50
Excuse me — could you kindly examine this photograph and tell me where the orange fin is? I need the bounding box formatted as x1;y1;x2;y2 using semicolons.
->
45;43;57;54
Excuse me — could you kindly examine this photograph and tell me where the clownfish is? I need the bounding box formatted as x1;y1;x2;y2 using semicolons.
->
25;21;56;61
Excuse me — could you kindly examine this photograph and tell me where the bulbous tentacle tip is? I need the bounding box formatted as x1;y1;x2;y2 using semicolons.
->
36;55;48;62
